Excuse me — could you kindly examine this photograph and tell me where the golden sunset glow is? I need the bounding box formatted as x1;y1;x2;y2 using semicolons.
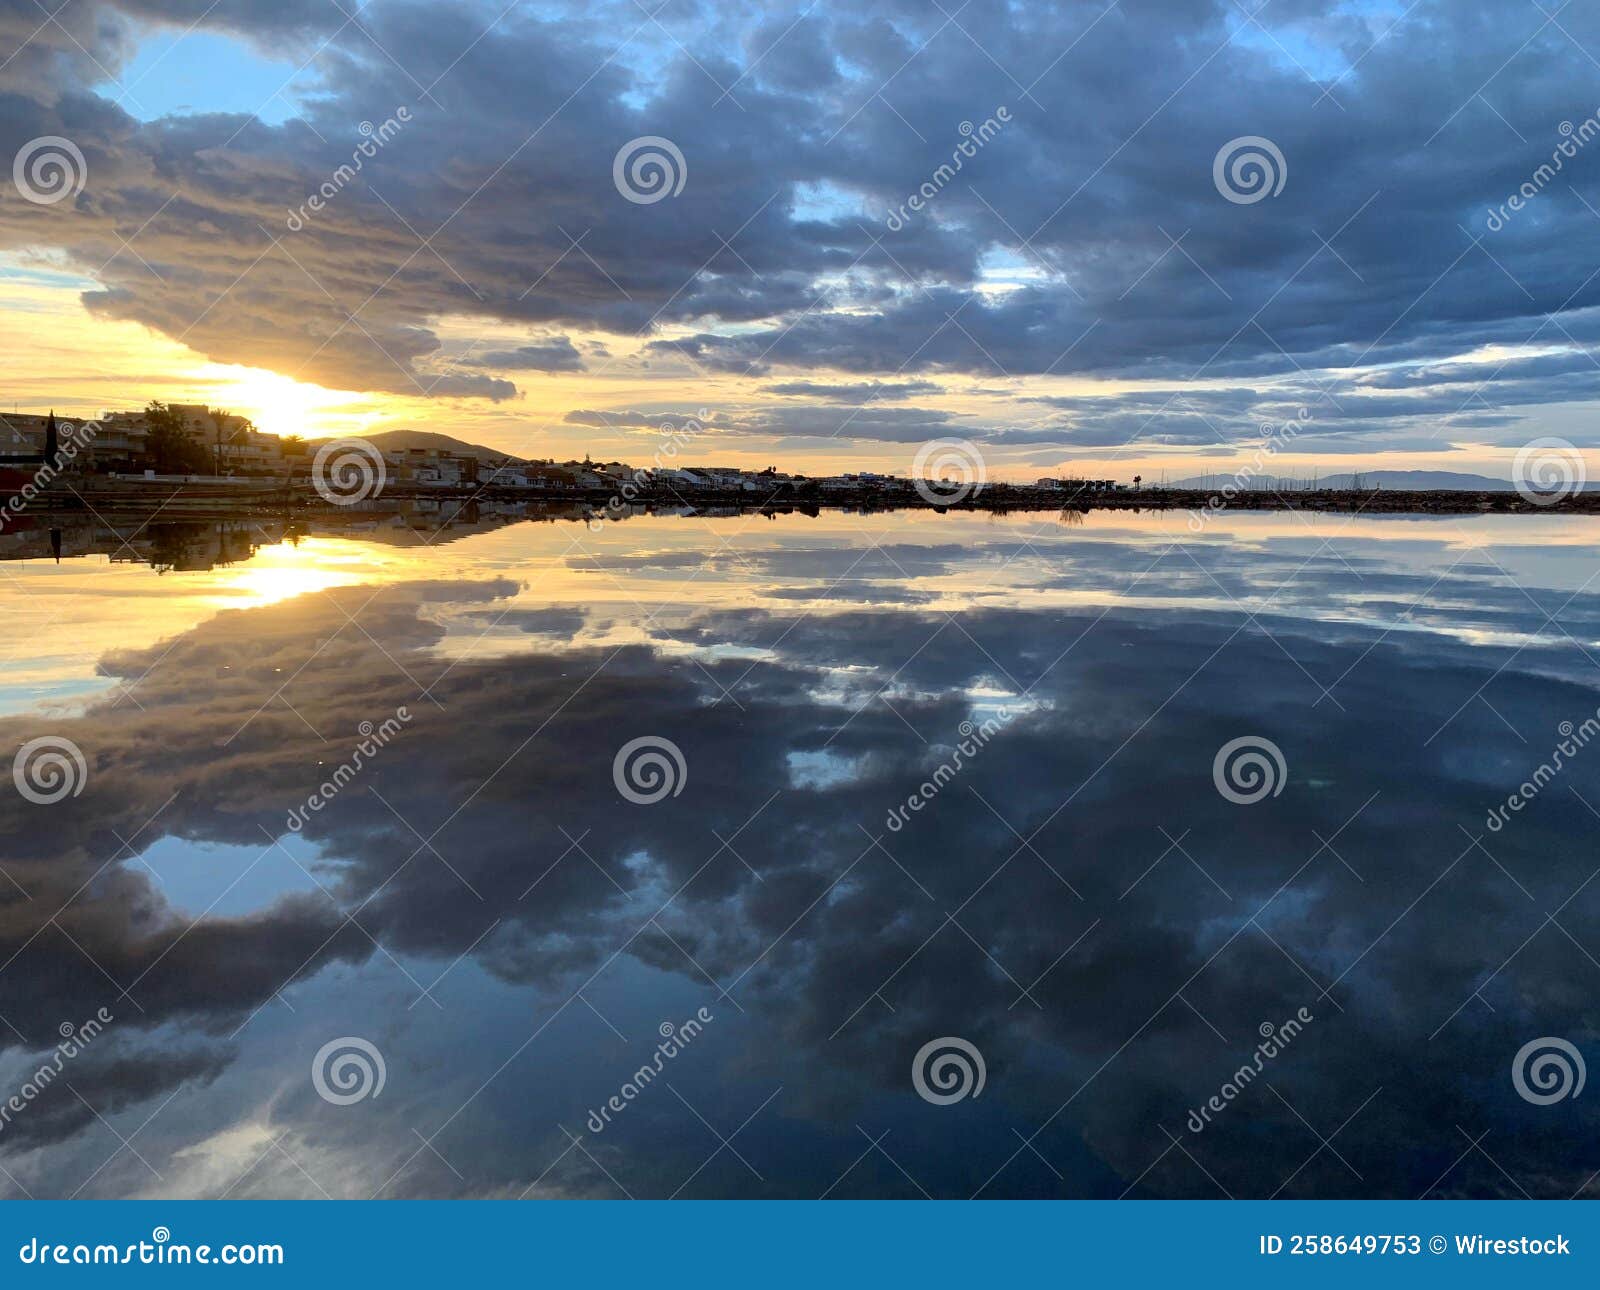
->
0;253;1574;483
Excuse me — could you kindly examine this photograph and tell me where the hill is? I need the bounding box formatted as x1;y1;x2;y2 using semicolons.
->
308;429;521;463
1162;469;1516;492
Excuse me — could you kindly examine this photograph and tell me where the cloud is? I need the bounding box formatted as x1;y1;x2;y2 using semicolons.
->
3;0;1600;455
760;380;944;401
457;337;585;372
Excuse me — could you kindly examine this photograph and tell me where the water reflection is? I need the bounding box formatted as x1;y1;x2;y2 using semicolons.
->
0;508;1597;1198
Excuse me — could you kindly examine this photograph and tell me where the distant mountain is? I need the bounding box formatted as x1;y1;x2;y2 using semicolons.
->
1161;469;1517;492
308;429;520;463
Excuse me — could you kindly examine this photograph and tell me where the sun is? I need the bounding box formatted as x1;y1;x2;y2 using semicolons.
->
196;364;387;440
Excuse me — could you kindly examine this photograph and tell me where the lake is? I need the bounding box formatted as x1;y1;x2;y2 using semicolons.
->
0;504;1595;1198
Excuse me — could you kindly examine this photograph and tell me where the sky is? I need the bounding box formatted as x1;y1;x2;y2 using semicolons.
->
2;0;1600;480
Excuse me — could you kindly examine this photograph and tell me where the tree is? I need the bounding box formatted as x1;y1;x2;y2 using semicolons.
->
142;402;211;475
208;407;249;474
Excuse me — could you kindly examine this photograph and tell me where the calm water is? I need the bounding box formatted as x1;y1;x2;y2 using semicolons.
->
1;505;1597;1198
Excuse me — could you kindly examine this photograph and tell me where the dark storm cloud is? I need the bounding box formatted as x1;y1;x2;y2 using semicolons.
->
457;338;585;372
5;0;1600;447
760;380;944;402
